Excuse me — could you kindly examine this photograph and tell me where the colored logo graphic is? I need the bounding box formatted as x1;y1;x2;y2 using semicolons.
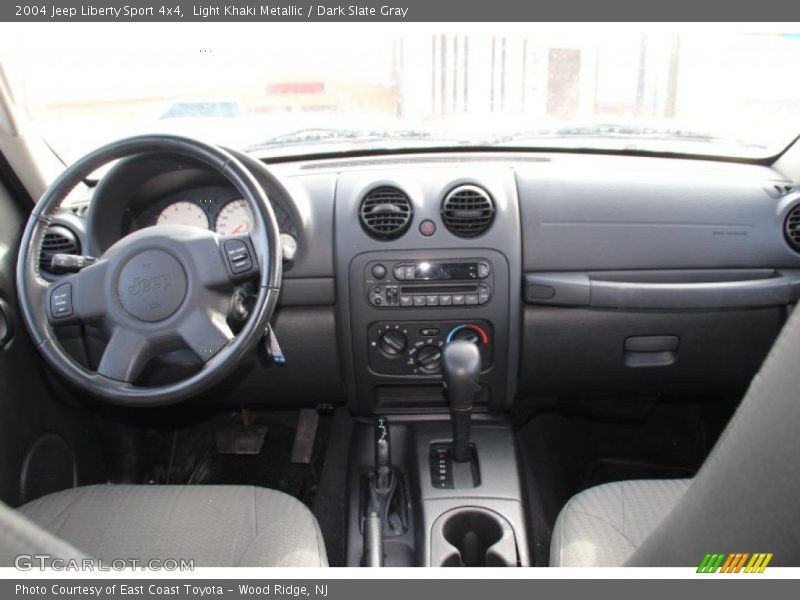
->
697;553;773;573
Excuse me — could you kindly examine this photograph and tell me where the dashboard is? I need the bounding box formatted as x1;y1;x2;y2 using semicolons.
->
43;150;800;411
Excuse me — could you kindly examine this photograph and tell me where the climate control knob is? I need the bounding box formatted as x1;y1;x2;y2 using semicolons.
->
450;327;481;345
416;345;443;374
446;323;489;346
378;330;407;356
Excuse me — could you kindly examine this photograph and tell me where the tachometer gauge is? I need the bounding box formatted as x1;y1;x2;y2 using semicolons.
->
280;233;298;262
215;199;255;236
156;201;209;229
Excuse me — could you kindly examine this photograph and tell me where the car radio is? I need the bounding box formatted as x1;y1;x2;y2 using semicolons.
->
365;259;494;308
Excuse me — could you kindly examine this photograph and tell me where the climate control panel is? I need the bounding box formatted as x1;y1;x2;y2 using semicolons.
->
368;320;492;376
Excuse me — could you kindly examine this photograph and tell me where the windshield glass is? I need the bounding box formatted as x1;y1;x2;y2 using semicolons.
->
1;24;799;162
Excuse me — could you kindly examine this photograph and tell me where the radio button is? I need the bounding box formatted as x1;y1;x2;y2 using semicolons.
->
426;295;439;306
478;262;491;278
439;295;452;306
413;296;426;307
478;285;491;304
404;266;415;280
466;294;479;305
452;295;465;306
400;295;413;307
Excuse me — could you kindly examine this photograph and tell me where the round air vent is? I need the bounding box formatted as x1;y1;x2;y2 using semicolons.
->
785;204;800;252
39;225;80;274
359;186;413;240
441;185;495;238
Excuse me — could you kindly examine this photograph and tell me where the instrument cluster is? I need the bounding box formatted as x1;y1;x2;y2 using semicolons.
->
130;185;298;261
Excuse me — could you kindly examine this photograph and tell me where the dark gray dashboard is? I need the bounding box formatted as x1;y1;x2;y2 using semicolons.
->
517;154;800;271
46;151;800;408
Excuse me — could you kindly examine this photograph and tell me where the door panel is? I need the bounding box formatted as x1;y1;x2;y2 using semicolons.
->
0;175;105;506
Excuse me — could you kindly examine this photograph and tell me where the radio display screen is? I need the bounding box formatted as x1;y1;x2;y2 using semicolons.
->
414;262;477;281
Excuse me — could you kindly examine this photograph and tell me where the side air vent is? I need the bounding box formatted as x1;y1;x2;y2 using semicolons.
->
359;186;413;240
39;225;80;274
785;204;800;253
441;185;495;238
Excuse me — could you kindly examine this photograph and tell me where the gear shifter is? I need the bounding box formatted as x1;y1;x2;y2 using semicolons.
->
443;340;482;462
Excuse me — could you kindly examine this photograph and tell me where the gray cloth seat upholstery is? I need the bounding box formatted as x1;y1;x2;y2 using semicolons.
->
552;300;800;567
6;484;327;567
550;479;690;567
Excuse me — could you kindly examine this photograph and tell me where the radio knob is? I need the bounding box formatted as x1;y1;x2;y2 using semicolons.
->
378;330;407;356
372;264;387;279
416;345;443;374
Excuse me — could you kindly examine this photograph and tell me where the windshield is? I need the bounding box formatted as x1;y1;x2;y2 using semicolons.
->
1;24;799;162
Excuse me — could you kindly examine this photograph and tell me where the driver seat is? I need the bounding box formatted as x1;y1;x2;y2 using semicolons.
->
0;485;327;567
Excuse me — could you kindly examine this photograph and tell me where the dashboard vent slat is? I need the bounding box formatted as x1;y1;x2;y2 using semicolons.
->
39;225;80;274
786;204;800;253
359;186;413;240
441;185;495;238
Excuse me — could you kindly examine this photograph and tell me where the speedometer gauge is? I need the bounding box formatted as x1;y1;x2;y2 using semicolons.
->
156;201;209;229
215;199;255;236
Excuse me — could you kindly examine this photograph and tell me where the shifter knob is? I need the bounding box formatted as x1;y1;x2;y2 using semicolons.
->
443;340;481;410
443;340;481;462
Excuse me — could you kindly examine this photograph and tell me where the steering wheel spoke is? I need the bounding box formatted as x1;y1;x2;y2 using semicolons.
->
178;308;235;363
96;328;154;383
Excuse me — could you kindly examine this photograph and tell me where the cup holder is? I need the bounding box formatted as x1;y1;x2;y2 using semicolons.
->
431;507;518;567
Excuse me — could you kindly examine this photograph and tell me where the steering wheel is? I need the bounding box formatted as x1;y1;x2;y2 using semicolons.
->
16;135;283;406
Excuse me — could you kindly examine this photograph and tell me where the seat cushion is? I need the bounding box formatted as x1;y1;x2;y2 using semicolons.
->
550;479;690;567
18;485;327;567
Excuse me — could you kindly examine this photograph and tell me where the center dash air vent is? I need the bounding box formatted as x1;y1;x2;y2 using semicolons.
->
441;185;495;238
359;187;413;240
39;225;80;274
785;204;800;252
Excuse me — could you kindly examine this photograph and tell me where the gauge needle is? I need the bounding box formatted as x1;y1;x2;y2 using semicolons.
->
231;224;246;234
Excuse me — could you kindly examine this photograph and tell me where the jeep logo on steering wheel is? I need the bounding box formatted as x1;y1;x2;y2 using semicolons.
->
127;273;172;296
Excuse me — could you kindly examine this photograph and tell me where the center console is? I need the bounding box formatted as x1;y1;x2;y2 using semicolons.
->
334;167;526;566
346;416;530;567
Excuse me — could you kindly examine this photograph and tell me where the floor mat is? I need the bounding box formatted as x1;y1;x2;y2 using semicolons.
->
311;408;353;567
144;409;328;508
514;395;737;567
